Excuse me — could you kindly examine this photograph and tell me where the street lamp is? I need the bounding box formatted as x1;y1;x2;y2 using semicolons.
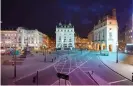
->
44;48;47;62
14;35;17;78
116;43;119;63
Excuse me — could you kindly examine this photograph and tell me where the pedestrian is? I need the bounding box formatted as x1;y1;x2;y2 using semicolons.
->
132;73;133;82
52;58;53;62
92;70;94;75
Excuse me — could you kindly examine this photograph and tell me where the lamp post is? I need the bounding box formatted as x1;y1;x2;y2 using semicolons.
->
43;46;44;55
14;45;17;78
116;43;118;63
14;35;17;78
44;48;46;62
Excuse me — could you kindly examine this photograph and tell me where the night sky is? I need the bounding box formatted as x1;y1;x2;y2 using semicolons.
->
1;0;132;38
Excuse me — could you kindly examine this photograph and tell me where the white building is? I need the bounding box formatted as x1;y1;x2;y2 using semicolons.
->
17;27;43;50
92;9;118;52
1;30;18;49
55;22;75;50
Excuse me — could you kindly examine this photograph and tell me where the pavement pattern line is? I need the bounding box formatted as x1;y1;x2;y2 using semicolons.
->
54;56;69;73
79;63;98;84
13;55;66;83
75;56;77;67
54;54;76;73
51;79;71;85
69;57;72;73
60;60;67;73
108;79;128;84
67;56;92;75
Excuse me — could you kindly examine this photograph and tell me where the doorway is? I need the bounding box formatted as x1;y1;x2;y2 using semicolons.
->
109;44;112;52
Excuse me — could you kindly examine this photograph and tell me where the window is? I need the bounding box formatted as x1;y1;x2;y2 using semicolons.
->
59;36;61;40
69;39;72;42
68;43;72;47
109;32;112;39
63;44;67;47
71;30;73;32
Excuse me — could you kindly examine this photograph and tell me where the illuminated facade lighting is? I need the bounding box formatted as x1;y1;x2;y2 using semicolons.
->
55;22;75;50
88;9;118;52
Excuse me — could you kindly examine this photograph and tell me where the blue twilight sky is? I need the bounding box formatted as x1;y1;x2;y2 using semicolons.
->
1;0;132;37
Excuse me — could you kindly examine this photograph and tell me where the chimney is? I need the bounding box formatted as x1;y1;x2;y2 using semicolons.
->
112;9;116;17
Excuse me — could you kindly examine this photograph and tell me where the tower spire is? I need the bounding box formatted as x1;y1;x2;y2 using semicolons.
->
112;8;116;18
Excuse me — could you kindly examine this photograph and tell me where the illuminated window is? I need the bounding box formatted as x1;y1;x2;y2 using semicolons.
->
59;36;61;40
109;32;112;39
69;39;72;42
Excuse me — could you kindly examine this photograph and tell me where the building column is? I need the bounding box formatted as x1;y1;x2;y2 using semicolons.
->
106;43;109;51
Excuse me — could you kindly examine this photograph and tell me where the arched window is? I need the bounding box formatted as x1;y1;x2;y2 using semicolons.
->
68;43;72;47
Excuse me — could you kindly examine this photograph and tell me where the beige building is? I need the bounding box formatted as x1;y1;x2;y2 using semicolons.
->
90;9;118;52
1;30;18;49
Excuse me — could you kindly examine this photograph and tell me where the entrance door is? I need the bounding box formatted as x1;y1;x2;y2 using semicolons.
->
109;44;112;52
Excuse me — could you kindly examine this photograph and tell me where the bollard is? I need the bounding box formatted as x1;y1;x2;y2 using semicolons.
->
132;73;133;82
32;76;36;83
32;71;39;85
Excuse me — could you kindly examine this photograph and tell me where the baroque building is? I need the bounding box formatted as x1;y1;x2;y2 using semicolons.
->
91;9;118;52
55;22;75;50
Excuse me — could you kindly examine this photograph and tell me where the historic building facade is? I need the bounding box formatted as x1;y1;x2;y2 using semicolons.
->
1;30;18;49
17;27;43;50
55;22;75;50
91;9;118;52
